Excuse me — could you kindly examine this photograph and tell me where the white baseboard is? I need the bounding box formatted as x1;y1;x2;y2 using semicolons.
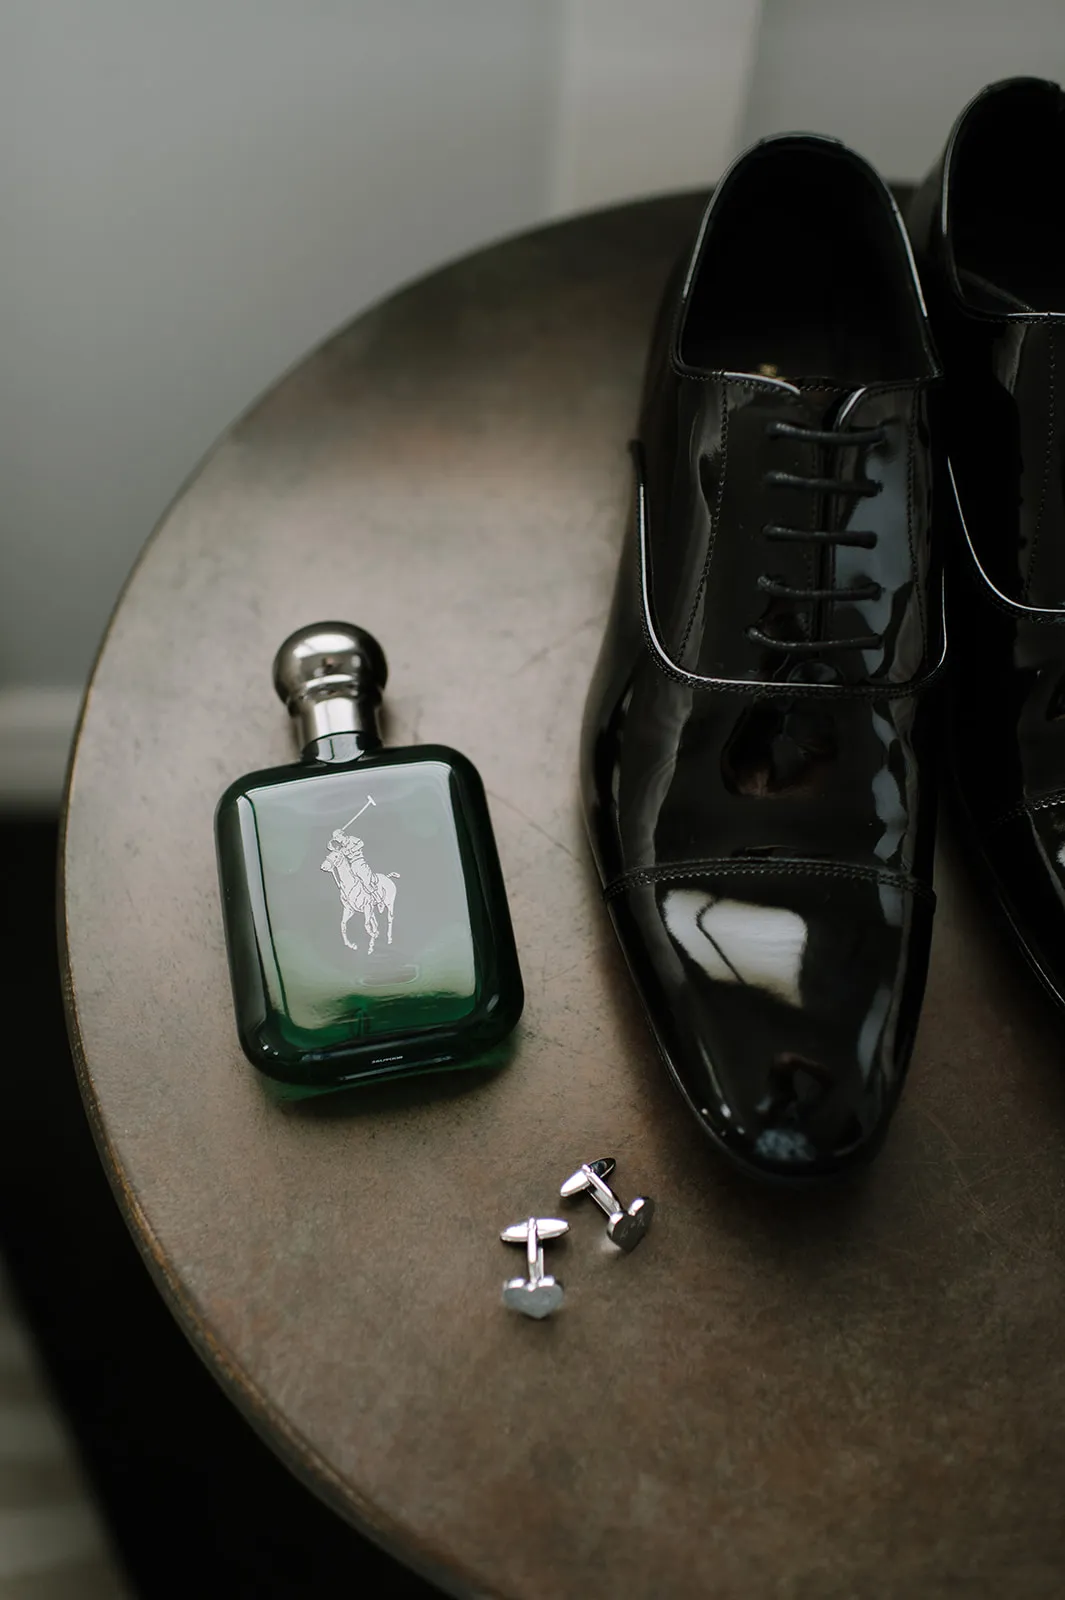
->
0;687;83;810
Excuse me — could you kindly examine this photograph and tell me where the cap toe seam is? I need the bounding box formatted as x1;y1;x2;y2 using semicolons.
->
603;857;932;903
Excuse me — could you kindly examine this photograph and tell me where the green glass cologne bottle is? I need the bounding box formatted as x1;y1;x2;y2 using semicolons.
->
215;623;523;1093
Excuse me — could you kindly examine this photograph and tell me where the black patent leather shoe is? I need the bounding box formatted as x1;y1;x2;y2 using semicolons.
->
908;78;1065;1010
582;135;945;1181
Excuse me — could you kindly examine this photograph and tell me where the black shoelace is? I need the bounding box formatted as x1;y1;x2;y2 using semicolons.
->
745;420;886;657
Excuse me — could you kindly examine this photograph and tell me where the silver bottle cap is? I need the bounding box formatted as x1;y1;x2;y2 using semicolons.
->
272;622;387;748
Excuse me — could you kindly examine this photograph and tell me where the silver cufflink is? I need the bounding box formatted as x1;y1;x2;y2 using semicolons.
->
560;1157;654;1252
500;1216;569;1319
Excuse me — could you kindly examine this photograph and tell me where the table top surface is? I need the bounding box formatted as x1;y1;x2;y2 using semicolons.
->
62;193;1065;1600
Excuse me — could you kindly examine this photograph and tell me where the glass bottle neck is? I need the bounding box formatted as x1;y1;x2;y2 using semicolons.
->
301;731;382;765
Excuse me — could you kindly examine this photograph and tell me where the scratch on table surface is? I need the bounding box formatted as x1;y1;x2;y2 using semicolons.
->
541;956;589;988
536;950;591;997
878;1241;926;1267
916;1103;1034;1258
486;788;579;862
506;612;604;677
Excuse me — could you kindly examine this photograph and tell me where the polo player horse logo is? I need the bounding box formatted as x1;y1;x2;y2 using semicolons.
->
320;798;399;955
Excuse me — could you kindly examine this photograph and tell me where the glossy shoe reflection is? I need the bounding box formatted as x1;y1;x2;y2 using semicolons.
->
582;135;945;1181
908;79;1065;1008
610;870;934;1175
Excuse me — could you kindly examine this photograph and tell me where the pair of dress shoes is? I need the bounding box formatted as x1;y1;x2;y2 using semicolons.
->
581;77;1065;1182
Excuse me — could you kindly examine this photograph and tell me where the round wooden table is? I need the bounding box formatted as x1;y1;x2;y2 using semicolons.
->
62;195;1065;1599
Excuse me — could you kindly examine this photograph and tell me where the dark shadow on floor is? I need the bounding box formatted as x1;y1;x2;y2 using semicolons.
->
0;815;443;1600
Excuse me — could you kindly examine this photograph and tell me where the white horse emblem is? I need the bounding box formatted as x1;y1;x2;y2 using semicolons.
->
320;798;399;955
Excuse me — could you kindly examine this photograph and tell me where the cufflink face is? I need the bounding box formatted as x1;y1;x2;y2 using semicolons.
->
501;1276;564;1319
559;1159;655;1252
607;1194;655;1252
500;1217;569;1319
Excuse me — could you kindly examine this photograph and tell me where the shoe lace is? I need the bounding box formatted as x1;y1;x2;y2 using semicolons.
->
745;420;886;657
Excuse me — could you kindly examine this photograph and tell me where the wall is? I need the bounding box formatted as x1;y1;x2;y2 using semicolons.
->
0;0;764;803
0;1;562;799
550;0;761;212
741;0;1065;176
3;1;1064;802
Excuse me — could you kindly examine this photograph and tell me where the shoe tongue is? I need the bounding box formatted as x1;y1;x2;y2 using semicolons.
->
741;367;853;420
796;380;919;427
795;383;853;423
957;267;1037;314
